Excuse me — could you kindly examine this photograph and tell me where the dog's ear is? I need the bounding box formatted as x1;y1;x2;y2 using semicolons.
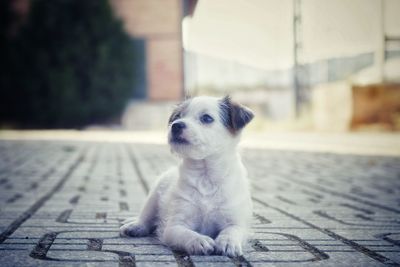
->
220;96;254;134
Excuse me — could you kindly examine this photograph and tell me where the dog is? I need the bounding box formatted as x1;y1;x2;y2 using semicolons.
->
120;96;254;256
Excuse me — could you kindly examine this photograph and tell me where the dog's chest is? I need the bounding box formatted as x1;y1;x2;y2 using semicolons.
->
188;181;233;235
178;168;244;235
195;193;229;236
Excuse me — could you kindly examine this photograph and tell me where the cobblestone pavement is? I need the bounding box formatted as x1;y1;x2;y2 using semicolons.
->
0;140;399;266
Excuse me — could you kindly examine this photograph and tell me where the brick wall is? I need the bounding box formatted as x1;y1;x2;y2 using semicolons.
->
110;0;183;101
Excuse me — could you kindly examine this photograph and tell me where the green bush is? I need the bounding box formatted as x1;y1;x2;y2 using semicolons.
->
0;0;137;128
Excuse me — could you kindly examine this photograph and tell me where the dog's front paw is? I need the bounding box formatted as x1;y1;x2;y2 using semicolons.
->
121;217;136;225
120;221;149;237
215;234;243;257
184;235;215;255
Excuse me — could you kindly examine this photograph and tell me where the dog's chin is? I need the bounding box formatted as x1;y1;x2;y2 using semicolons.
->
169;137;205;159
169;136;190;146
169;140;189;156
170;143;211;160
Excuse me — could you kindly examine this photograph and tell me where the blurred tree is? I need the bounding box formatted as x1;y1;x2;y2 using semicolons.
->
0;0;16;124
0;0;136;128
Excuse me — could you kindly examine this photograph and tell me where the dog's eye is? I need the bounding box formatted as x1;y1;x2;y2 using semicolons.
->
200;114;214;124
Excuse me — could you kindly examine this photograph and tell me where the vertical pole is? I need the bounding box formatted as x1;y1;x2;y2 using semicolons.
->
375;0;385;83
292;0;301;117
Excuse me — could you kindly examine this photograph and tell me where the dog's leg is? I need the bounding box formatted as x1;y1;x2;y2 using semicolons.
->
120;187;160;237
163;225;215;255
215;225;245;257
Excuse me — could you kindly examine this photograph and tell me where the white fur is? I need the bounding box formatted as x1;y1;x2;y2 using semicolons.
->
120;96;253;257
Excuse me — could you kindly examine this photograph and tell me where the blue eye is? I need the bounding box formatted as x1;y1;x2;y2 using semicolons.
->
200;114;214;124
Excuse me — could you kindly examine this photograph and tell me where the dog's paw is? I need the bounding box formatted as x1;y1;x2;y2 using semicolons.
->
121;217;136;225
119;221;149;237
184;235;215;255
215;234;243;257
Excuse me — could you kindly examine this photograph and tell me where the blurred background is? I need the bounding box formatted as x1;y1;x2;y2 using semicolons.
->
0;0;400;135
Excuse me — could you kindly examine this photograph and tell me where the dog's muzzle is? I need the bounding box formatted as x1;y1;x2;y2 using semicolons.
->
170;122;189;144
171;121;185;135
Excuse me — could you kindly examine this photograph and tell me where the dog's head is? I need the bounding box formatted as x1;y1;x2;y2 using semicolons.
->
168;96;254;159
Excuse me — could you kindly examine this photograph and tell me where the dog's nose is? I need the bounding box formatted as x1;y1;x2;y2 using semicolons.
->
171;122;186;136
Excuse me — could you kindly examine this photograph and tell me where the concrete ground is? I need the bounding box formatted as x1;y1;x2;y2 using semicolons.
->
0;131;399;266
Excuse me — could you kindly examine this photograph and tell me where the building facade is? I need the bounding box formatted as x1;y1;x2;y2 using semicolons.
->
110;0;184;101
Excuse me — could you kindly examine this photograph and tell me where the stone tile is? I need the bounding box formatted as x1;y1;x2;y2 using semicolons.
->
0;140;399;266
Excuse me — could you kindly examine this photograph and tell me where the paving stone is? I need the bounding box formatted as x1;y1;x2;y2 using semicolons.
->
0;140;399;266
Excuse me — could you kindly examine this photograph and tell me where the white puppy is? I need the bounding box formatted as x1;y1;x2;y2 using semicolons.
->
120;96;254;257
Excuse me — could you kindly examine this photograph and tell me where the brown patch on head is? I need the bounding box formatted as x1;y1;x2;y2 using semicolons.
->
219;96;254;134
168;99;191;125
